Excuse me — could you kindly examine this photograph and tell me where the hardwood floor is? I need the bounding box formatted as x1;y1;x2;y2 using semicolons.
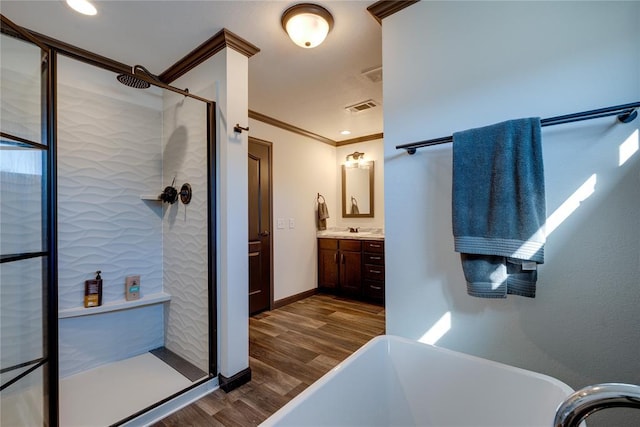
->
153;293;385;426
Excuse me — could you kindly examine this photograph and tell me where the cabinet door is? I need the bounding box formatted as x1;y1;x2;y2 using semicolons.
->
340;250;362;294
363;280;384;301
318;248;339;289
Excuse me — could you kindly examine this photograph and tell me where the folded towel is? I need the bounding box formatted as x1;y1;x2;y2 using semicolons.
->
452;117;545;298
317;202;329;230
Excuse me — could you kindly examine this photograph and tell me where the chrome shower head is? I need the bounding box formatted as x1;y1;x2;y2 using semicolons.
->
116;65;158;89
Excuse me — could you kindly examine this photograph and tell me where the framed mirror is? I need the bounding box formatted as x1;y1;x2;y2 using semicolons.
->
342;161;374;218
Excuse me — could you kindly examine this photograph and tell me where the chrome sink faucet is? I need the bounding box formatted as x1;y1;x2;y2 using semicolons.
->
554;383;640;427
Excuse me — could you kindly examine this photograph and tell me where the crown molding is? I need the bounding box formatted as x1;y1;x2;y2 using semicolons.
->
249;110;383;147
159;28;260;84
367;0;420;24
336;133;384;146
249;110;336;146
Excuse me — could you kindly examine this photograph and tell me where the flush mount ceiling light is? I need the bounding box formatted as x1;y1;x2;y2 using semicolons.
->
281;3;334;48
66;0;97;16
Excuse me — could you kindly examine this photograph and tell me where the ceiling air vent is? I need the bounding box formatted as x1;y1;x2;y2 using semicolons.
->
345;99;379;113
361;66;382;83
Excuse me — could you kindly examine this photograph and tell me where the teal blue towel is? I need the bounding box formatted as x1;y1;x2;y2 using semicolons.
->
452;117;545;298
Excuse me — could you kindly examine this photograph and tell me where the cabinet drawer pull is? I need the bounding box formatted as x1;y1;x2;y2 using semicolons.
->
369;244;381;248
369;256;381;260
369;269;382;274
334;253;338;263
370;285;382;290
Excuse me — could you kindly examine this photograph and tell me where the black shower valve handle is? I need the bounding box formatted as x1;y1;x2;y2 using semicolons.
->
160;185;178;204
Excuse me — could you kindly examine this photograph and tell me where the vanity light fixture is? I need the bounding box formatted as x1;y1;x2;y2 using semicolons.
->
65;0;97;16
345;151;366;167
346;151;365;162
281;3;334;48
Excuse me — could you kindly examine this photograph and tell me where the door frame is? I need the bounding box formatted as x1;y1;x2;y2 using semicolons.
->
248;136;274;312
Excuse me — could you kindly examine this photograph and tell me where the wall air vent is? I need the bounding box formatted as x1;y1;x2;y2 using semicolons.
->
345;99;379;113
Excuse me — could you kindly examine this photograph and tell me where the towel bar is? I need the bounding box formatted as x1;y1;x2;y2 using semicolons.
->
396;101;640;154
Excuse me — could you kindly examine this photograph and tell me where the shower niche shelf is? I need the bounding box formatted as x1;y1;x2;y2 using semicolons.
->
59;292;171;319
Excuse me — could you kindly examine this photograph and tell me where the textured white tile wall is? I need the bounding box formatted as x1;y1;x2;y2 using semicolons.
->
57;57;165;377
0;258;43;378
0;35;42;144
161;94;209;373
0;33;46;401
3;50;213;382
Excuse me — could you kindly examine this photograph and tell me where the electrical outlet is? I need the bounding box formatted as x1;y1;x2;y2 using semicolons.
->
277;218;285;229
289;218;295;229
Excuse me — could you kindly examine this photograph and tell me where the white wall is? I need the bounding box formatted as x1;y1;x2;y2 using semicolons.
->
248;120;337;301
335;139;384;230
384;2;639;426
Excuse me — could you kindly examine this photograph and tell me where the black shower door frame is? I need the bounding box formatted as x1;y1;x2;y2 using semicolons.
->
1;16;218;426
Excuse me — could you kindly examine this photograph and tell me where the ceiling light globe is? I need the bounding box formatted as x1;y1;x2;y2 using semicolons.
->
281;3;334;49
286;13;329;48
66;0;97;16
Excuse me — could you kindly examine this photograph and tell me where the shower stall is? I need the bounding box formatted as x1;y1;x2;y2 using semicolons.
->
1;19;217;426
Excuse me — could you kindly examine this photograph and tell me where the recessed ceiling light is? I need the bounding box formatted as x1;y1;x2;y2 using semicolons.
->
66;0;97;16
340;130;351;136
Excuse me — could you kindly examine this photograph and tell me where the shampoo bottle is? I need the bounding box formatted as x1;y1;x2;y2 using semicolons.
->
84;270;103;308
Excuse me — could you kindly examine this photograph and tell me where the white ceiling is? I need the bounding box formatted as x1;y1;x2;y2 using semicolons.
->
0;0;383;142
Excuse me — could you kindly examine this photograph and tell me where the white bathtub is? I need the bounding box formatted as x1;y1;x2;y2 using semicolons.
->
261;335;574;426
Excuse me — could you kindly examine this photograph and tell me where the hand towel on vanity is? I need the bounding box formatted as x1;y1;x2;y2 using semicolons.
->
452;117;545;298
317;201;330;230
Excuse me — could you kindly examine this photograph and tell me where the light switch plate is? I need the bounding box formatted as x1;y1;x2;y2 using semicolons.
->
277;218;285;229
289;218;295;229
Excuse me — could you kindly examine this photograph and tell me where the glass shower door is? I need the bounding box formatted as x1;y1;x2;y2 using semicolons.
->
0;31;54;426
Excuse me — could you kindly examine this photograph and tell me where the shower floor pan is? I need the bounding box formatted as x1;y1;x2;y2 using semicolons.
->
60;350;204;426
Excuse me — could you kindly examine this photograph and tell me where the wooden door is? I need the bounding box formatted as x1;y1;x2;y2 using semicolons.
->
248;139;272;315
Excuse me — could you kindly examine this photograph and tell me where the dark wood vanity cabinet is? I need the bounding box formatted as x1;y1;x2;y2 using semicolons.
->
362;240;385;303
318;238;362;296
318;238;384;304
318;240;340;289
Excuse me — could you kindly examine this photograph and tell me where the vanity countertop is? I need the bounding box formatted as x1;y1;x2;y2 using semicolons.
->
317;229;384;241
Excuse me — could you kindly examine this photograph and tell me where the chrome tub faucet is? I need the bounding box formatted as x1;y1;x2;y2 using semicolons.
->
554;383;640;427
